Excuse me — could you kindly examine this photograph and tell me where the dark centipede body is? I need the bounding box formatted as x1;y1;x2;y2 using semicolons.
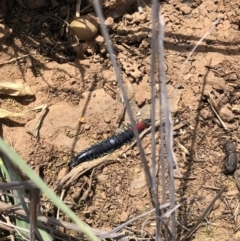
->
69;119;151;169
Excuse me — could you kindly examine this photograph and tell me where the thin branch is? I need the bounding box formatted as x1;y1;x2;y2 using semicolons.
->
93;0;152;188
181;186;227;241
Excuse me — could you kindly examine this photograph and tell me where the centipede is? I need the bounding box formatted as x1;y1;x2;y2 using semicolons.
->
69;119;151;169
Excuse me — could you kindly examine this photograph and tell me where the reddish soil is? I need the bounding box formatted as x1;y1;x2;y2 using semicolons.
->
1;0;240;240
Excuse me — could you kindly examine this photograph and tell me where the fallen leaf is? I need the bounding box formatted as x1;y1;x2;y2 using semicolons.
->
0;81;33;96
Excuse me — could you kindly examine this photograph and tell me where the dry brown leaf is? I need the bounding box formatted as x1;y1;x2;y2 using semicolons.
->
0;104;47;119
0;81;33;96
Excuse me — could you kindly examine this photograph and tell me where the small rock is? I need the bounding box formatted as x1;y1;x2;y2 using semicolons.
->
219;105;234;122
104;17;114;28
130;170;148;196
63;156;68;162
203;17;212;27
223;141;237;174
102;70;116;83
145;91;151;103
222;20;231;31
110;0;135;19
120;211;129;222
57;167;67;180
206;72;225;91
101;192;106;199
232;105;240;114
115;185;121;193
0;23;12;42
102;133;109;139
200;109;210;119
178;4;191;14
95;35;104;44
135;91;146;106
205;53;225;66
104;116;111;123
84;124;91;131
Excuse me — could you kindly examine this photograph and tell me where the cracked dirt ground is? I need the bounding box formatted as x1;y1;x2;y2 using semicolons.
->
1;0;240;240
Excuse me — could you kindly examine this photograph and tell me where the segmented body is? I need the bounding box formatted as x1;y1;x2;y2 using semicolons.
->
69;119;151;168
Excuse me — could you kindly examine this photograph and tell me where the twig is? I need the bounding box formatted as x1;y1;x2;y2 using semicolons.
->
93;0;152;190
181;186;227;241
56;189;65;220
32;104;48;138
75;0;81;17
0;201;125;239
101;199;189;239
0;54;30;66
0;180;37;190
208;92;227;130
149;1;162;239
158;13;177;239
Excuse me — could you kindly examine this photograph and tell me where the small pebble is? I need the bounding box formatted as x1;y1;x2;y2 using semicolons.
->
104;116;111;123
84;124;91;131
62;156;68;162
223;141;238;174
120;211;129;222
57;167;67;180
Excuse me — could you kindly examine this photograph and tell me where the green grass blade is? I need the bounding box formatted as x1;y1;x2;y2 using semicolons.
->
0;137;100;241
0;158;30;240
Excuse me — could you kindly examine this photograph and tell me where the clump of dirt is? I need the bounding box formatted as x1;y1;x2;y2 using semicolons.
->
1;0;240;240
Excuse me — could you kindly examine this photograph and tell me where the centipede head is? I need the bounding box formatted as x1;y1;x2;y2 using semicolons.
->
143;119;151;126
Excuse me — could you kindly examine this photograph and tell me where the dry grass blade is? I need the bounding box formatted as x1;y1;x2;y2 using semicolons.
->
0;104;47;119
56;154;116;189
0;81;33;96
0;54;30;66
0;201;125;240
101;199;190;239
1;155;50;241
29;189;41;241
181;186;227;241
208;92;228;130
0;180;37;190
93;0;152;189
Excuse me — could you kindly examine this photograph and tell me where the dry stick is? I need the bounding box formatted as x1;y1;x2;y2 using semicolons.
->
3;155;44;241
150;0;161;240
101;200;188;239
75;0;81;17
33;104;48;138
0;54;30;66
181;186;227;241
0;180;37;190
0;201;124;239
56;189;65;220
208;92;228;130
93;0;152;188
158;14;177;240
